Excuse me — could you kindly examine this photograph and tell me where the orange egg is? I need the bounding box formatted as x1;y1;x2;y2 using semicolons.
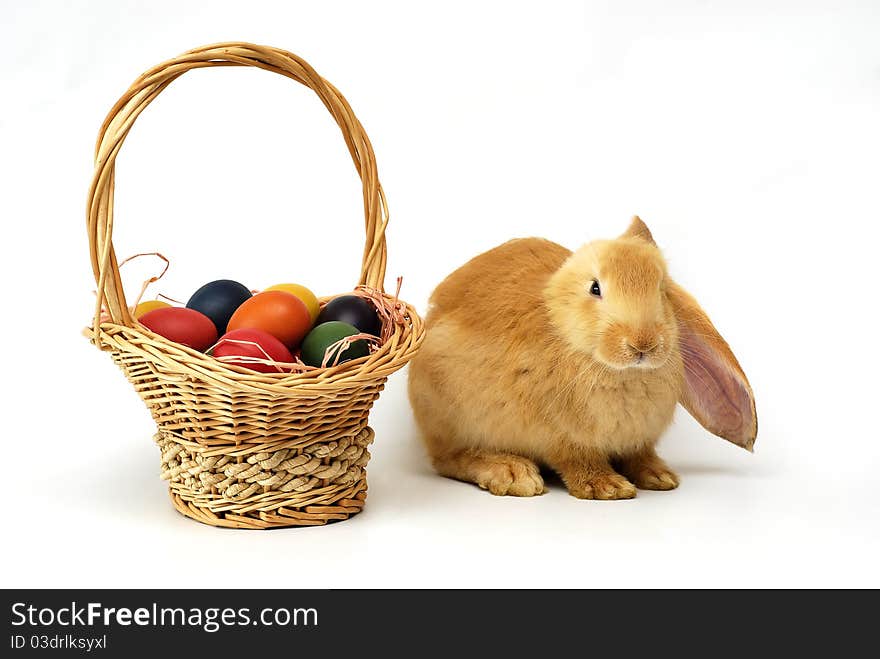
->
227;290;312;348
265;283;320;322
133;299;171;319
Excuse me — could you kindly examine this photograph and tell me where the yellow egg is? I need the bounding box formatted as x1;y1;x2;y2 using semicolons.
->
134;299;171;319
265;283;320;322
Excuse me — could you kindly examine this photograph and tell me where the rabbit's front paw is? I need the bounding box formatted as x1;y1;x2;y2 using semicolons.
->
566;472;637;500
617;452;679;491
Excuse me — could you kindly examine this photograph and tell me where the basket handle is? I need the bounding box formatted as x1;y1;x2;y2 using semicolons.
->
87;42;389;334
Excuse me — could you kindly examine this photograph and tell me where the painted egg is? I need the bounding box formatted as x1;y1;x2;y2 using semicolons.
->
186;279;253;334
227;290;312;348
301;321;369;367
139;307;217;351
315;295;382;337
265;283;320;322
212;328;294;373
133;299;170;319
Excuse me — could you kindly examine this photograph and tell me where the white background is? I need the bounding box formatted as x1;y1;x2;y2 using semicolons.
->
2;0;878;588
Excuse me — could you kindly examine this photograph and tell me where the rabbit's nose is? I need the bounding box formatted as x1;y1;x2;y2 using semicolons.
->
627;339;659;356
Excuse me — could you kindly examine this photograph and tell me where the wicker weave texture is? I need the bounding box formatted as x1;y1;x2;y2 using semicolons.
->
85;43;424;529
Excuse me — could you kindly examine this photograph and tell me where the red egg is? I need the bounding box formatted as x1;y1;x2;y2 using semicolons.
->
227;290;312;348
139;307;217;352
212;328;294;373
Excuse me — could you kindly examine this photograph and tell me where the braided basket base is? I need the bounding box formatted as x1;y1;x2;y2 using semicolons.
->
157;427;373;529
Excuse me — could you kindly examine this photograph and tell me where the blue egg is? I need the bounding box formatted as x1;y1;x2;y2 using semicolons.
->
186;279;252;334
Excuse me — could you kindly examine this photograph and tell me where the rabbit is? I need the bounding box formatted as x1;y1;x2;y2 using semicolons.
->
407;216;757;499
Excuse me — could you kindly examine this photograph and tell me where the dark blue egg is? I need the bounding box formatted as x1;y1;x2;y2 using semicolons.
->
186;279;252;334
316;295;382;337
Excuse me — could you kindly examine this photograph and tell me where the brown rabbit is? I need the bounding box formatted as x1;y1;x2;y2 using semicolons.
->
407;217;757;499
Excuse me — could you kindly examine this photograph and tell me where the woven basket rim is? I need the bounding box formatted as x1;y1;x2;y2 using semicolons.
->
86;296;422;394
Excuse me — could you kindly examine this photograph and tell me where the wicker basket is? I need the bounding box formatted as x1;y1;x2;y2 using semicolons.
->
84;43;424;529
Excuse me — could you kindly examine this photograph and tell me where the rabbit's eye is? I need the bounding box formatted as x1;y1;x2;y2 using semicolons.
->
589;280;602;298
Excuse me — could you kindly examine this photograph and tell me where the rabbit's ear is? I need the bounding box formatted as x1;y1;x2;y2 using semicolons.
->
667;282;758;450
621;215;656;245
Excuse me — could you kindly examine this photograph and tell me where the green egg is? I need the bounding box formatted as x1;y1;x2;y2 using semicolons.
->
301;321;369;367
